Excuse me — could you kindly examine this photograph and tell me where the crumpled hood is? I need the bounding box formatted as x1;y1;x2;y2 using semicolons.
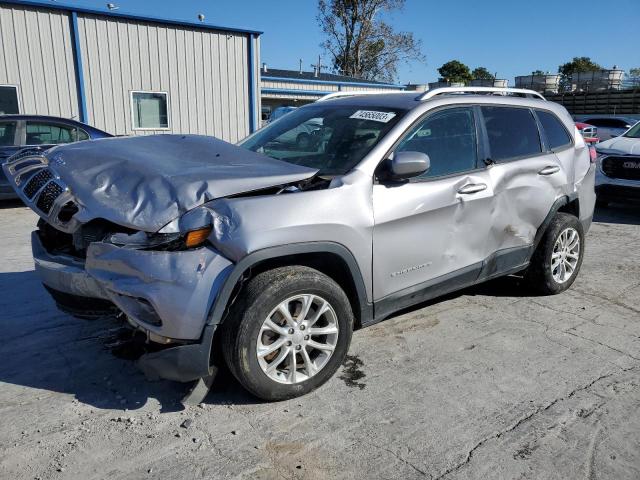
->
46;134;318;232
597;136;640;155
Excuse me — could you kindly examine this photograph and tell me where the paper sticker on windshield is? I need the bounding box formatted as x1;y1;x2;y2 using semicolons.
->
350;110;396;123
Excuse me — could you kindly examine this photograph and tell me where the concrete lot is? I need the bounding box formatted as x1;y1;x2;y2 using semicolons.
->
0;201;639;480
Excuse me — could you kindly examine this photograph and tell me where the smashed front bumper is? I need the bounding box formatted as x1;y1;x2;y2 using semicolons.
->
32;231;235;381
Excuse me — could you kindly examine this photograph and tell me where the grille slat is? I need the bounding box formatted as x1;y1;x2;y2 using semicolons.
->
602;156;640;181
35;182;64;214
23;169;53;199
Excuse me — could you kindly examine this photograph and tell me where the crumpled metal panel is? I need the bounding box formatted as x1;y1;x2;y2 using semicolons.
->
202;170;376;301
43;135;318;232
85;241;234;340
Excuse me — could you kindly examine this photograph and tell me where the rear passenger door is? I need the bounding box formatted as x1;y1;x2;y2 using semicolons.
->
479;106;568;266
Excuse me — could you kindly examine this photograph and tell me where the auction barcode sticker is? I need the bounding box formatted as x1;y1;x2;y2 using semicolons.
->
349;110;397;123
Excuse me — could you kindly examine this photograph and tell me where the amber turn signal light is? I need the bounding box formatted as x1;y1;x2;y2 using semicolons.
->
184;226;212;248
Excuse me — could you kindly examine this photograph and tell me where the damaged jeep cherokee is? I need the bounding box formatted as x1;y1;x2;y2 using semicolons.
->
3;88;595;401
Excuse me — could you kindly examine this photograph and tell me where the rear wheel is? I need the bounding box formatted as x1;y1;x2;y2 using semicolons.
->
221;266;353;401
524;213;584;295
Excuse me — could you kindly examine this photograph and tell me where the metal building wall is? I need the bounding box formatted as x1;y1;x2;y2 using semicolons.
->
0;3;79;118
76;13;256;141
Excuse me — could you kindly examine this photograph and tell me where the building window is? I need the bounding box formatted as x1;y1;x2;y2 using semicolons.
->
0;85;20;114
131;91;169;130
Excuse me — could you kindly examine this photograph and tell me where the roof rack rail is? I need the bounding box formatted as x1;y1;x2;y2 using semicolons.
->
418;86;546;101
317;90;406;102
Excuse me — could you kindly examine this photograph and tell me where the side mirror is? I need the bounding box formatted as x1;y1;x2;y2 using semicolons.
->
387;151;430;180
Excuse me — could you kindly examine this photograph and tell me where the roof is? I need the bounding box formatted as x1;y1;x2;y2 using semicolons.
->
308;91;560;114
0;114;112;136
261;68;404;88
0;0;262;36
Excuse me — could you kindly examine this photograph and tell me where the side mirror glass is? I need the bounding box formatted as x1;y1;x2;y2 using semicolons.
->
388;151;430;180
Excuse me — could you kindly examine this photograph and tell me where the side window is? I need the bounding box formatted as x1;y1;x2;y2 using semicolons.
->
25;122;76;145
77;129;90;141
536;110;572;150
584;119;604;127
612;119;632;129
0;121;17;147
481;106;542;162
396;107;478;178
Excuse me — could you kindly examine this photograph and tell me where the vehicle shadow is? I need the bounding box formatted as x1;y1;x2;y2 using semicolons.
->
0;199;26;209
380;273;543;325
594;202;640;225
0;269;257;412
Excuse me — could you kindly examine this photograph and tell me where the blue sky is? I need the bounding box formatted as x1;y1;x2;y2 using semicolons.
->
41;0;640;83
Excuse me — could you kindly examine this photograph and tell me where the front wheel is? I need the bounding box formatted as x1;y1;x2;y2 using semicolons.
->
524;213;585;295
221;266;353;401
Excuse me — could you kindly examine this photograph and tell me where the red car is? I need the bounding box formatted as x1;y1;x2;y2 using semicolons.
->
575;122;599;144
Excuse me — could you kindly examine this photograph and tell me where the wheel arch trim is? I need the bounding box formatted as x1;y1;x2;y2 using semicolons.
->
206;242;372;328
532;193;578;251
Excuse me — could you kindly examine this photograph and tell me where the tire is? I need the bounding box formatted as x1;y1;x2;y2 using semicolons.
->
596;198;609;209
524;213;585;295
221;266;353;401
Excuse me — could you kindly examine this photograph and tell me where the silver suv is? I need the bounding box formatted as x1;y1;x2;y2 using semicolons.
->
3;88;596;401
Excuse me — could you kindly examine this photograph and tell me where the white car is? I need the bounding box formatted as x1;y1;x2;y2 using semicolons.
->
595;121;640;205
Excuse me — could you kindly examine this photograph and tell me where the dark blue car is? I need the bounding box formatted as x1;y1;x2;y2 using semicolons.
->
0;115;112;200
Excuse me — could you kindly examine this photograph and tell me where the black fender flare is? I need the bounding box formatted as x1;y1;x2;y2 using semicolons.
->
531;193;578;251
206;241;373;327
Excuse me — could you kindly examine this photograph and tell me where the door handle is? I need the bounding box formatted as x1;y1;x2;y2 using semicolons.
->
538;165;560;176
457;183;487;195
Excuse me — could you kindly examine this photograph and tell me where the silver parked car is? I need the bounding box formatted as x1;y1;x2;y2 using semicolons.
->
3;87;595;401
595;121;640;205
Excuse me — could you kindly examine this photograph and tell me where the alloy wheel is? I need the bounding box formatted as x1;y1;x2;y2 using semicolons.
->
256;294;339;384
551;227;580;284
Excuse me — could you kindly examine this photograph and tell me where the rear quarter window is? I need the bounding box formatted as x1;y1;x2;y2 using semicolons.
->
536;110;572;150
481;106;542;162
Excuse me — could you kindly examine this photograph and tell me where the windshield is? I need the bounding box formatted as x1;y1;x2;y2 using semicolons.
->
240;104;406;176
624;121;640;139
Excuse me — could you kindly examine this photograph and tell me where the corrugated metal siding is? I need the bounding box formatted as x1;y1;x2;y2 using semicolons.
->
0;4;79;118
77;13;252;141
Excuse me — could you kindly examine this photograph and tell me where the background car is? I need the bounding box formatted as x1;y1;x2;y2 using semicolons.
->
268;106;297;123
577;115;638;141
595;120;640;205
575;121;599;144
0;115;112;200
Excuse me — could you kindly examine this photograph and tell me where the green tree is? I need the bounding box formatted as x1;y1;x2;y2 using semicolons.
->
629;68;640;78
437;60;472;84
471;67;495;80
317;0;425;83
531;70;546;76
558;57;602;87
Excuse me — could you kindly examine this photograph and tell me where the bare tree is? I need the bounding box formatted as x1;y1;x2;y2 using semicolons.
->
317;0;424;83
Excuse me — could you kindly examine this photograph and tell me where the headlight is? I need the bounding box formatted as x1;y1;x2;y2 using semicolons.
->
108;227;213;251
